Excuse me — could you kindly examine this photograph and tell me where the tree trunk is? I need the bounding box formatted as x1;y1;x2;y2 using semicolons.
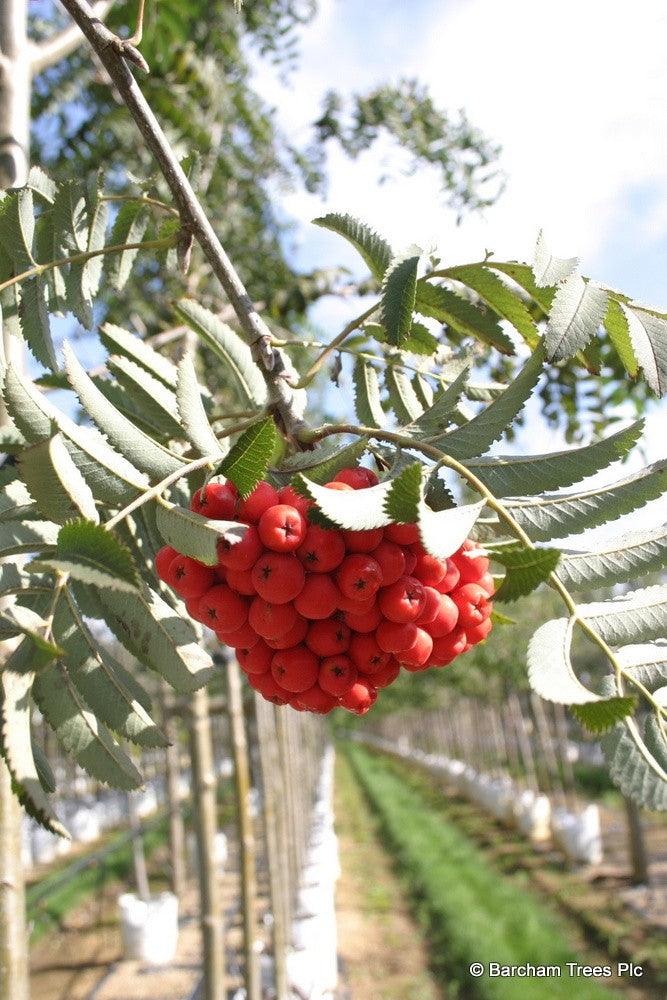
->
227;660;259;1000
127;792;150;901
623;795;650;886
0;0;30;188
0;757;29;1000
160;685;187;899
189;687;225;1000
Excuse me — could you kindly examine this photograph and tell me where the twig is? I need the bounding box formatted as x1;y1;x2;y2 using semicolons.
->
30;0;113;74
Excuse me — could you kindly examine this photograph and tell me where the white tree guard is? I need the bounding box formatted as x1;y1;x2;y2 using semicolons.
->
118;891;179;965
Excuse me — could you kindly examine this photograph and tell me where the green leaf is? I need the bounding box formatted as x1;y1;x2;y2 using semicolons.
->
622;304;667;396
528;617;601;704
571;697;636;736
505;460;667;541
616;641;667;680
0;519;59;558
312;213;392;281
418;499;486;560
384;366;423;423
36;520;140;592
380;253;420;346
18;276;58;372
415;281;514;354
447;264;539;348
466;420;643;497
0;670;67;836
494;543;560;602
55;599;167;749
413;366;470;435
383;463;424;524
353;358;384;427
532;231;578;287
412;373;433;409
490;608;516;626
176;354;225;457
579;586;667;647
106;202;148;291
86;585;215;693
100;322;178;387
545;274;608;361
603;298;637;377
155;504;245;565
489;262;555;315
33;663;142;790
174;299;267;406
108;355;184;440
424;475;455;512
52;180;87;256
558;525;667;589
0;604;62;660
27;166;57;204
63;342;184;480
402;322;439;356
217;417;277;499
0;189;35;270
279;438;368;485
18;433;99;525
82;197;109;300
435;343;544;459
295;473;413;530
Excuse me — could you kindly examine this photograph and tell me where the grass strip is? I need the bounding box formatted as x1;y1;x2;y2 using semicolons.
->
345;742;616;1000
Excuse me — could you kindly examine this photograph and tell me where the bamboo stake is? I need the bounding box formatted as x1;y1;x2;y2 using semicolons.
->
127;791;150;901
160;684;187;899
623;795;650;886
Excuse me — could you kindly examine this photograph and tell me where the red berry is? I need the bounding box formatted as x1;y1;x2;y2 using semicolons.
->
166;556;215;600
451;582;491;627
453;541;490;584
252;552;305;604
323;480;353;491
366;658;400;688
294;574;339;620
466;617;493;644
404;549;418;575
378;575;425;623
376;619;418;653
319;655;357;696
428;593;459;638
416;586;441;626
385;522;420;545
292;685;338;714
278;485;312;518
185;596;207;623
306;619;351;657
339;679;377;715
349;633;390;674
342;528;384;553
264;616;309;649
247;670;290;704
248;598;298;639
155;545;179;581
217;621;259;649
412;550;446;587
217;524;263;571
369;540;405;587
429;628;467;666
237;481;280;522
336;554;383;602
225;566;256;596
436;558;460;594
238;640;273;675
333;467;379;489
258;504;307;552
344;604;382;633
191;482;238;519
400;628;434;670
270;645;319;693
198;585;249;632
297;524;346;574
336;592;377;615
478;571;495;596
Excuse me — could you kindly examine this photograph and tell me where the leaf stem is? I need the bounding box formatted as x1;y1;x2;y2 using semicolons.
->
294;303;379;387
104;454;215;531
99;193;178;216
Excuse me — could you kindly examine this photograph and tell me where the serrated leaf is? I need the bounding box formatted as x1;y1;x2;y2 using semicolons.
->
412;373;433;409
380;253;420;346
505;460;667;541
425;475;455;511
622;304;667;396
385;366;423;423
0;518;59;557
528;617;601;704
52;180;87;256
0;670;67;836
86;585;214;693
403;322;439;356
109;354;184;440
603;298;637;377
545;274;608;361
353;358;384;427
572;697;637;735
106;202;147;291
447;264;539;348
489;262;555;315
63;342;184;480
27;166;57;204
82;197;109;299
217;417;277;498
176;354;225;457
18;276;58;372
0;189;35;270
413;365;470;435
417;499;486;560
616;641;667;680
0;604;62;660
37;520;140;592
312;213;392;281
558;525;667;589
33;663;142;790
435;343;544;459
383;463;424;524
579;586;667;647
101;322;178;387
174;299;267;406
295;474;409;530
155;504;245;565
533;231;578;287
19;434;99;525
493;543;560;602
31;740;56;793
415;281;514;354
280;438;368;485
466;420;642;497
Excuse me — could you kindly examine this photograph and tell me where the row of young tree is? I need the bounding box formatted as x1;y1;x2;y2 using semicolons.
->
1;0;666;996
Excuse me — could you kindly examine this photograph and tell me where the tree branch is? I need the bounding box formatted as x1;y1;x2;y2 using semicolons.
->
31;1;114;75
57;0;307;440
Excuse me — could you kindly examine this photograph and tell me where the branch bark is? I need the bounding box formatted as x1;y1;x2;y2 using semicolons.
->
57;0;307;440
0;0;30;188
30;0;113;74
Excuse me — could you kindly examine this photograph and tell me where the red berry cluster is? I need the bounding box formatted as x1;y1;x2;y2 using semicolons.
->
154;467;494;716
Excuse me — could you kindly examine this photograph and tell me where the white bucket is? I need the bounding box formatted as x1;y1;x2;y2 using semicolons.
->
69;806;101;844
552;805;602;865
514;790;552;843
118;892;179;965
